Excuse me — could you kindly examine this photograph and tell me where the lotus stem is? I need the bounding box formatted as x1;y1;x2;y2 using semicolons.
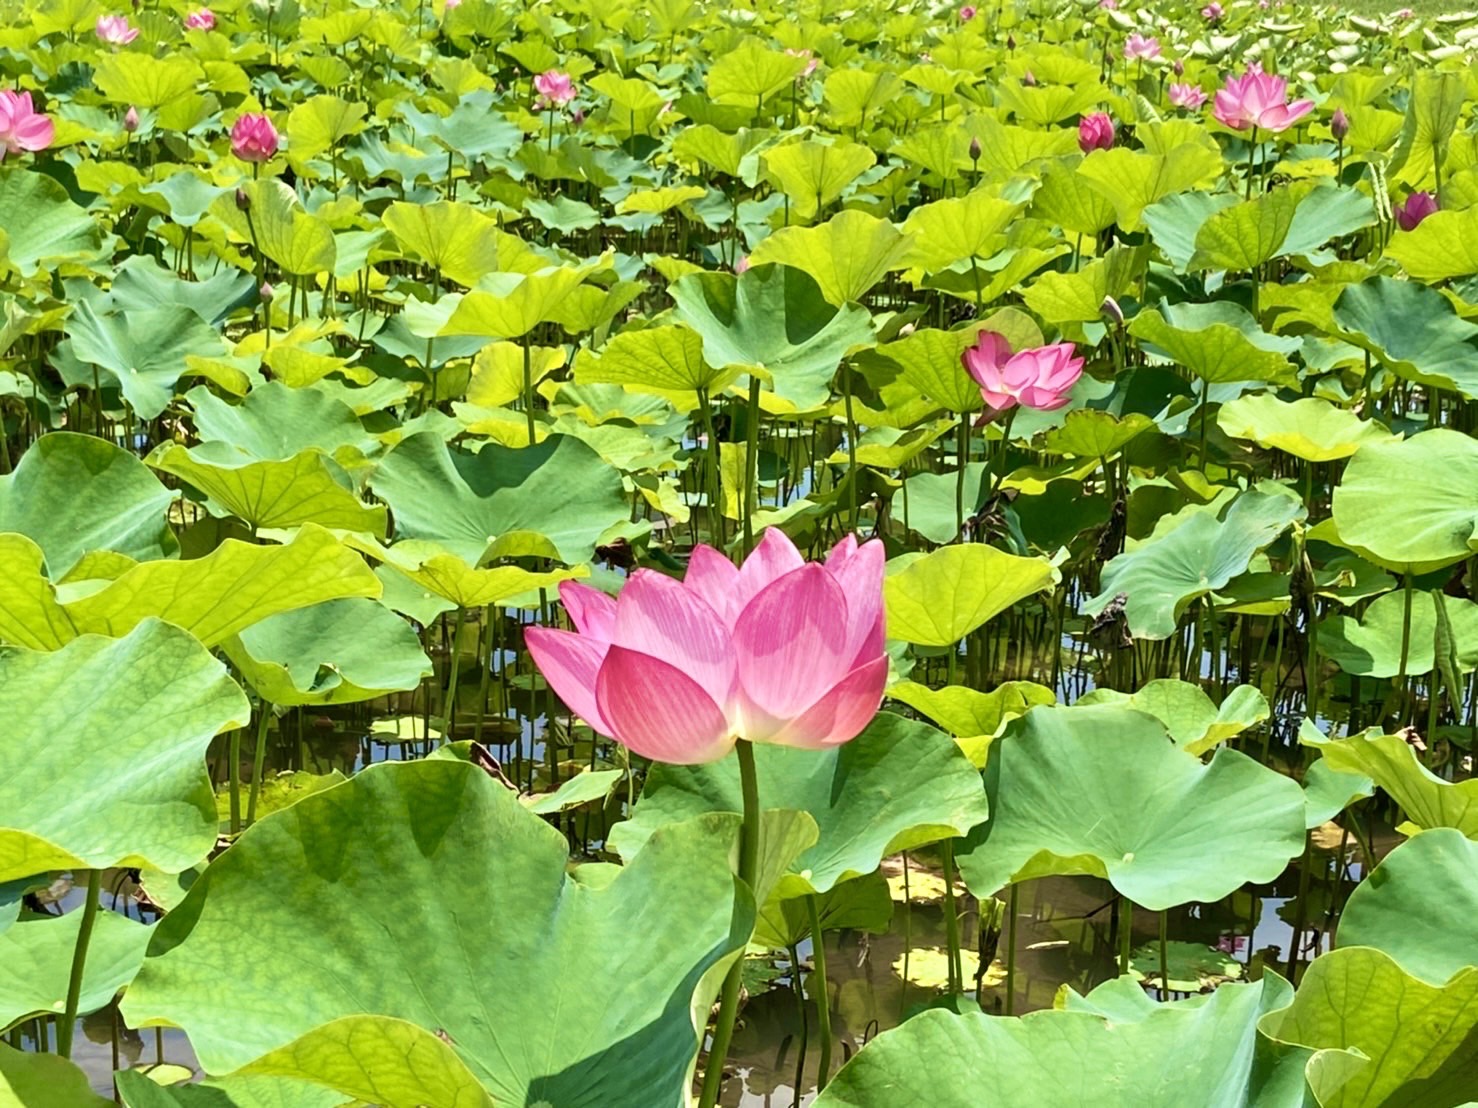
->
247;706;272;826
1158;909;1169;998
1397;570;1414;716
522;342;535;444
228;724;242;834
941;839;963;993
698;739;760;1108
56;868;102;1059
742;375;761;555
1005;882;1019;1015
807;891;834;1092
1117;897;1133;976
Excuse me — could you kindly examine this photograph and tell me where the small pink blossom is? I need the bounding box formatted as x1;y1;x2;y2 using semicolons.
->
123;105;139;133
1099;0;1117;9
1078;112;1115;153
1395;192;1438;231
959;4;977;19
183;8;215;30
444;0;461;9
230;112;279;163
95;14;139;45
1124;33;1160;60
1396;7;1414;17
1168;83;1208;110
962;333;1085;413
1213;67;1313;133
0;90;54;161
786;48;819;78
1201;2;1224;21
734;255;750;274
533;69;576;108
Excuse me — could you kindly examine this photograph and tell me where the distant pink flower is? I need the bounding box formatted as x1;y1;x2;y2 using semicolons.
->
444;0;461;9
183;8;215;30
962;332;1085;412
1396;7;1413;17
786;47;819;78
1395;191;1438;231
734;255;750;274
1099;0;1117;9
960;4;977;19
0;90;54;160
1078;112;1115;153
1168;82;1208;110
527;530;887;763
95;14;139;45
123;105;139;132
1213;67;1313;133
533;70;576;107
1124;33;1160;60
1202;2;1224;20
230;112;278;162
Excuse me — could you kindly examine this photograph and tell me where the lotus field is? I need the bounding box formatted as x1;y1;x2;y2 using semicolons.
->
4;0;1478;1102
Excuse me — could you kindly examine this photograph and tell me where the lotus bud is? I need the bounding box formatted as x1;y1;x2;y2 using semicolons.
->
1006;33;1015;50
1022;69;1037;86
123;105;139;133
1173;58;1185;76
1100;295;1125;327
234;187;250;211
1331;107;1349;142
969;136;982;161
259;282;274;303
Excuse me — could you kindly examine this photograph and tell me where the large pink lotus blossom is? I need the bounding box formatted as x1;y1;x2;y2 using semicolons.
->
0;90;54;160
533;70;576;107
1124;33;1160;60
527;530;887;764
1078;112;1115;153
1213;67;1313;133
183;8;215;30
1395;191;1438;231
1168;82;1208;110
95;14;139;45
962;332;1085;412
230;112;279;162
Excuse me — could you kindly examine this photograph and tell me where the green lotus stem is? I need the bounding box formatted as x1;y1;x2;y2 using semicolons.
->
247;706;272;826
697;388;725;547
228;723;243;835
56;868;101;1059
1117;898;1133;976
522;342;535;444
988;406;1017;502
742;375;761;555
940;839;963;993
472;604;495;748
806;891;835;1091
843;365;860;530
1397;570;1415;714
698;739;760;1108
1158;909;1169;997
1284;837;1311;978
441;606;467;744
1004;882;1019;1015
1245;127;1258;201
955;415;970;541
1197;377;1210;474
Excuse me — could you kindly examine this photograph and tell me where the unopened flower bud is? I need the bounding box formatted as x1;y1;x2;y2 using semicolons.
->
259;282;274;303
234;187;250;211
123;105;139;133
1100;295;1125;327
1006;33;1016;50
1173;58;1185;76
1331;108;1349;142
1022;69;1037;86
969;136;982;161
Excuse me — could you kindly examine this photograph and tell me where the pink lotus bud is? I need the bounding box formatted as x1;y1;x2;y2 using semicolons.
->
969;135;982;160
1395;191;1438;231
1201;1;1224;21
123;105;139;133
1100;296;1124;327
1022;69;1036;87
1173;58;1185;76
734;255;750;274
1078;112;1115;153
1331;108;1349;142
234;187;250;211
230;112;279;163
259;282;274;303
959;4;977;19
1168;83;1208;110
183;7;215;30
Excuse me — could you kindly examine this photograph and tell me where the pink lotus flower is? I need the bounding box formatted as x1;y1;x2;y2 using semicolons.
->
786;48;819;78
183;8;215;30
962;332;1085;412
1396;7;1413;17
1124;33;1160;60
1213;68;1313;133
734;255;750;274
1201;2;1223;20
95;14;139;45
123;105;139;133
527;530;887;764
1168;82;1208;110
1078;112;1115;153
533;70;576;107
444;0;461;8
1099;0;1117;9
960;4;977;19
1395;191;1438;231
0;90;54;161
230;112;279;162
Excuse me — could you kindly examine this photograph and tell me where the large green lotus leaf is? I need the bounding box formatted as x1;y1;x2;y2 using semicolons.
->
368;432;628;566
0;1044;111;1107
956;705;1307;909
1385;207;1478;282
0;909;153;1030
609;712;990;898
1078;680;1270;756
573;323;734;397
439;266;595;340
115;1069;344;1108
381;200;501;288
1216;394;1393;463
894;462;987;541
747;212;912;306
1187;184;1373;272
105;256;257;329
1302;757;1375;830
121;760;754;1108
186;383;378;464
0;432;174;578
815;974;1325;1107
670;265;875;414
0;170;106;278
209;180;335;278
1129;300;1299;385
1317;590;1478;678
1084;487;1306;640
902;189;1022;271
224;598;430;707
1260;947;1478;1108
759;141;876;221
871;329;987;416
349;536;587;610
0;525;380;651
886;679;1055;743
1303;732;1478;837
64;301;229;421
285;94;367;161
753;868;892;950
705;40;809;104
1142;190;1240;272
0;620;248;882
884;545;1057;647
91;53;203;109
1337;829;1478;986
1078;145;1223;231
147;443;387;535
1040;409;1155;458
1331;431;1478;573
1332;276;1478;399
